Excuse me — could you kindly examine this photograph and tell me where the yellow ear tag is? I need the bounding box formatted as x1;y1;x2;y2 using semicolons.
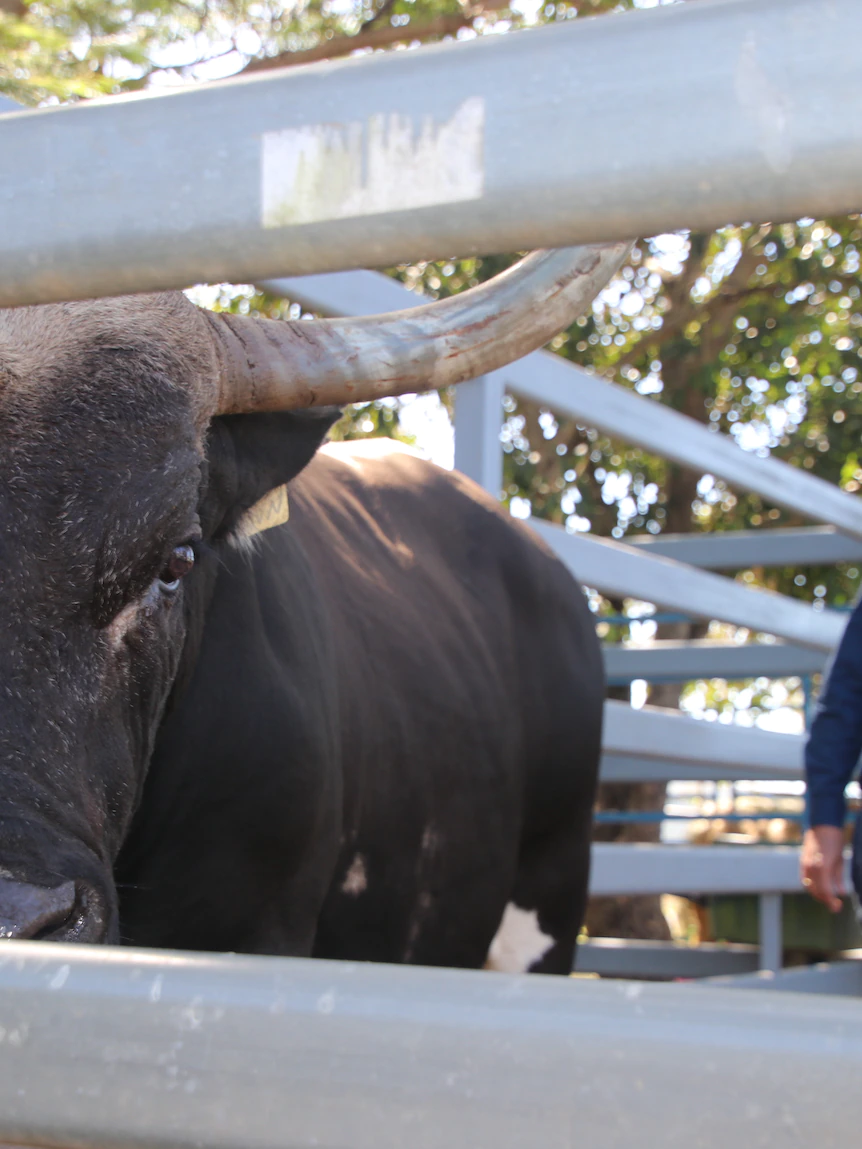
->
238;484;290;538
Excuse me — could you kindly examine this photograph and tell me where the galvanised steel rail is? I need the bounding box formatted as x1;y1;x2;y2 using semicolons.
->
3;0;862;305
628;526;862;570
602;699;802;780
0;942;860;1149
588;842;826;898
531;520;845;652
603;639;827;684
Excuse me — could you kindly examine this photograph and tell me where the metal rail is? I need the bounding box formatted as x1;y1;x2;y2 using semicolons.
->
0;942;860;1148
4;0;862;305
575;938;761;980
602;699;802;778
534;521;845;653
628;526;862;570
603;639;827;684
587;842;827;898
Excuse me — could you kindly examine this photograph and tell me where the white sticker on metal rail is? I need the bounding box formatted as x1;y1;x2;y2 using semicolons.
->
261;97;485;228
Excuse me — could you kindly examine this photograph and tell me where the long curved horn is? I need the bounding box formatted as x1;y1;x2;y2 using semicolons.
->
204;242;631;415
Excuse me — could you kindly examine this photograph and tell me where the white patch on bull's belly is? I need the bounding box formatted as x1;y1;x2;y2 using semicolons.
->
341;853;367;896
485;903;555;974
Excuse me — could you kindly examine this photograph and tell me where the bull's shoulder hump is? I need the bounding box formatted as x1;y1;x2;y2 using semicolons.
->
314;438;498;509
319;439;426;464
316;438;439;489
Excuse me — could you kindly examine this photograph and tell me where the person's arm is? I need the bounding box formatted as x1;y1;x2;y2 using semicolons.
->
802;599;862;911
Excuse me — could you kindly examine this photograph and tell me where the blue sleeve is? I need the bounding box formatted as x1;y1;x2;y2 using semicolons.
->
805;599;862;828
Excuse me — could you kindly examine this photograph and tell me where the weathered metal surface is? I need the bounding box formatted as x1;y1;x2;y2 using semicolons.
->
533;521;846;652
603;639;827;684
4;0;862;304
711;958;862;996
0;943;860;1148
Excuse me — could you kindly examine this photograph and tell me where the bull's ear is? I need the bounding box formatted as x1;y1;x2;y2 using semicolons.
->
200;408;341;541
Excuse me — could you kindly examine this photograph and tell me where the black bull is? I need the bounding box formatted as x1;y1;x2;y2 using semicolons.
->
0;294;603;974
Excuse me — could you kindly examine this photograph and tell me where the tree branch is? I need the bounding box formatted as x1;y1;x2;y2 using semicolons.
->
360;0;398;33
242;12;473;74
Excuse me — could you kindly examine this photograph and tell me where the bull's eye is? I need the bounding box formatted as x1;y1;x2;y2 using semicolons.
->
157;544;195;592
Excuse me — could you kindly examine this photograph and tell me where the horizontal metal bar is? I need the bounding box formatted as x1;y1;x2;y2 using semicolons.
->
599;754;801;783
0;943;861;1148
593;810;805;825
710;958;862;996
603;639;827;683
602;699;804;777
627;526;862;570
535;522;846;652
587;843;836;897
575;938;760;980
273;268;862;539
6;0;862;306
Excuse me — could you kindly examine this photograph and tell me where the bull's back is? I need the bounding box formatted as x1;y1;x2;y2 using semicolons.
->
289;440;603;842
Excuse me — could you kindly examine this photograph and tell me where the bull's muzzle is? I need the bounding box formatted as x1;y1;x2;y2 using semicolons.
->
0;875;105;942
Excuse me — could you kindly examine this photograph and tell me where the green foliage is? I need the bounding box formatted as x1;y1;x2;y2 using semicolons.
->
1;1;196;103
0;0;586;106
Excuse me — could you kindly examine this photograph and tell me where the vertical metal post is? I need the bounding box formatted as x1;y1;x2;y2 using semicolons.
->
454;373;505;497
759;893;783;973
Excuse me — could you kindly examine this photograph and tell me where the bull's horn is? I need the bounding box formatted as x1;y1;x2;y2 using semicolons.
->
204;242;631;415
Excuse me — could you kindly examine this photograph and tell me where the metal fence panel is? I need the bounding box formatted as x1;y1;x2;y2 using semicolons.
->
0;942;861;1148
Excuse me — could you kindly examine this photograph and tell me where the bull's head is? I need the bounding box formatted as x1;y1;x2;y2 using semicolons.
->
0;244;627;943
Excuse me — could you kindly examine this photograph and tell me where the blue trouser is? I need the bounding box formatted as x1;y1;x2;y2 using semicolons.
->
853;815;862;906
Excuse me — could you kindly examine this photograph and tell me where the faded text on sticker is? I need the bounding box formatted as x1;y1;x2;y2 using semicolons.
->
261;97;485;228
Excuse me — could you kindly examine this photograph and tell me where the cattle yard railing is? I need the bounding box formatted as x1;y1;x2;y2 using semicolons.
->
2;0;862;306
4;0;862;1144
1;942;860;1149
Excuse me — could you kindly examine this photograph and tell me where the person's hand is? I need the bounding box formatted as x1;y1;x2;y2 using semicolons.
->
801;825;846;913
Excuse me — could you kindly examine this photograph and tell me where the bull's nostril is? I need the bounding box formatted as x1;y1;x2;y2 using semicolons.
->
0;876;77;940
